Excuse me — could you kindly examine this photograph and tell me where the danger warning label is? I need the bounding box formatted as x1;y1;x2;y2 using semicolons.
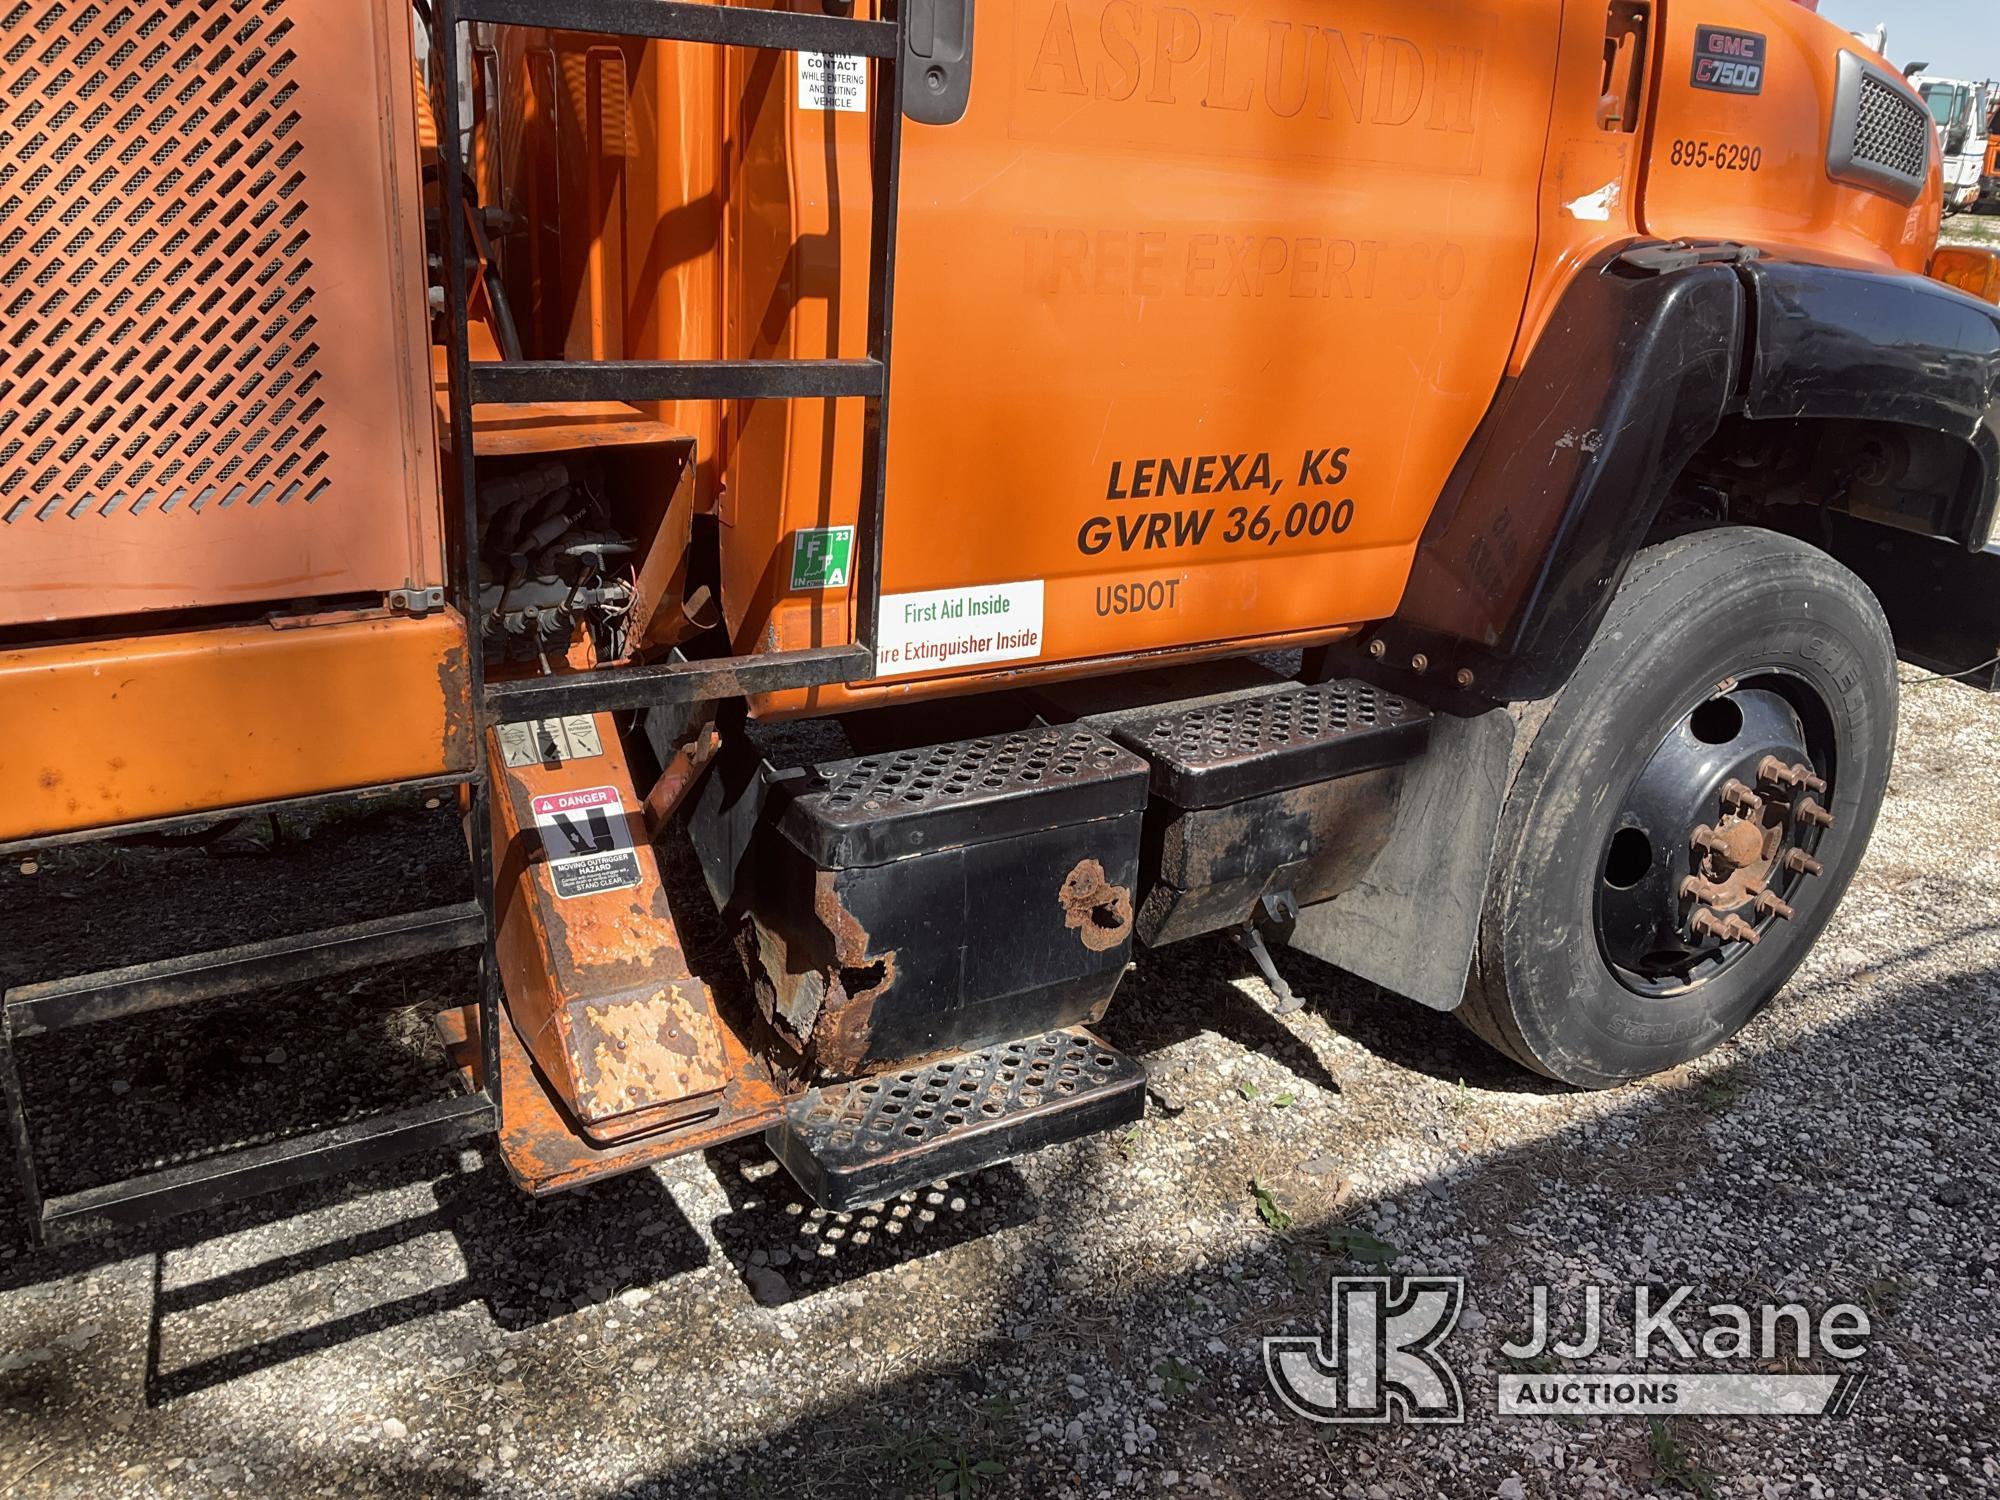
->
531;786;642;900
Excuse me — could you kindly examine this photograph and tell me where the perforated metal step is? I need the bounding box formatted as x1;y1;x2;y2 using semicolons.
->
1110;679;1433;809
765;1028;1146;1210
777;726;1149;865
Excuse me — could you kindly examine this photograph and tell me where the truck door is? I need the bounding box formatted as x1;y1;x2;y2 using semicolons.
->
871;0;1568;681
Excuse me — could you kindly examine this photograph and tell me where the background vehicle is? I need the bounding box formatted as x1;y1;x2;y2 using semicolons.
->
1915;71;1994;211
4;0;1999;1243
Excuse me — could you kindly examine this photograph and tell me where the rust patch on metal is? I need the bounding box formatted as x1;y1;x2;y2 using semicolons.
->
797;870;900;1078
570;982;728;1122
438;634;477;772
436;996;791;1196
1059;858;1134;953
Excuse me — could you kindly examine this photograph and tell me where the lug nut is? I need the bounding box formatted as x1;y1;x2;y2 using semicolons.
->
1410;653;1429;673
1692;910;1762;946
1367;638;1387;659
1757;755;1797;790
1456;668;1476;688
1796;798;1834;830
1784;849;1825;877
1720;779;1763;816
1754;890;1796;921
1681;876;1723;906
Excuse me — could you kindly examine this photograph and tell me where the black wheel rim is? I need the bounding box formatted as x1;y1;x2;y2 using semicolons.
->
1593;673;1837;997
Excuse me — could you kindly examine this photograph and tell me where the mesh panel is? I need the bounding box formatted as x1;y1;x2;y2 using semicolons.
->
1853;73;1930;184
0;0;327;525
795;1031;1131;1153
810;727;1133;815
1123;682;1419;767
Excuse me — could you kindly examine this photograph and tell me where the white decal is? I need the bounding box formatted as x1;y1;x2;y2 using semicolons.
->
877;581;1046;678
797;52;867;112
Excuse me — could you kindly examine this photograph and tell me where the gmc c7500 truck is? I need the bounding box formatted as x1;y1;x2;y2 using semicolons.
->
3;0;1998;1236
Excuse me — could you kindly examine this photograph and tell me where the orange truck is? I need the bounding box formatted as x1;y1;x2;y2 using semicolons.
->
3;0;1999;1237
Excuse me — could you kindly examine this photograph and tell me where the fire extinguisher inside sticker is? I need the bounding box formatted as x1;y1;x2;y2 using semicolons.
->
1691;27;1765;95
531;786;643;900
798;52;867;112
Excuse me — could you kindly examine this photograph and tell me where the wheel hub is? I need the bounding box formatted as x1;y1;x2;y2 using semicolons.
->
1594;684;1833;993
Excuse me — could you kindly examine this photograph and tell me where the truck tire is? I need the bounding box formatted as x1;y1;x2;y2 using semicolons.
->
1458;527;1896;1088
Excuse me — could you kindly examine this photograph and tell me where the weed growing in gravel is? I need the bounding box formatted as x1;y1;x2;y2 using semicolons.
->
1324;1227;1401;1266
1154;1356;1202;1400
929;1440;1006;1498
1251;1179;1293;1229
1646;1417;1720;1499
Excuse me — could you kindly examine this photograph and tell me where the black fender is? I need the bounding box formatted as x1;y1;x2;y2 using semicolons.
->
1742;256;2000;545
1366;245;2000;704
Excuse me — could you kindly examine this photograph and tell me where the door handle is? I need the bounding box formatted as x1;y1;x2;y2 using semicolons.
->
1600;0;1652;133
904;0;974;125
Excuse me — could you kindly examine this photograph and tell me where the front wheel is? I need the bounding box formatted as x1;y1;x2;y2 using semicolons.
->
1459;527;1897;1088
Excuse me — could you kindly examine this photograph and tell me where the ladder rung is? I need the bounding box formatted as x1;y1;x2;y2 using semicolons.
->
467;358;885;406
458;0;899;56
487;644;871;722
5;903;487;1038
39;1095;496;1236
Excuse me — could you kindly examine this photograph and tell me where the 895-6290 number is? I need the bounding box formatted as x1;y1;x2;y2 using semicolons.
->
1669;138;1764;172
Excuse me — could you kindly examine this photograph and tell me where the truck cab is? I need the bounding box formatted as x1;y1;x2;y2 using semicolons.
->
1915;72;1993;212
4;0;2000;1236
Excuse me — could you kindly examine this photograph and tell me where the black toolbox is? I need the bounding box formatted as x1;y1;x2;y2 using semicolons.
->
689;724;1149;1080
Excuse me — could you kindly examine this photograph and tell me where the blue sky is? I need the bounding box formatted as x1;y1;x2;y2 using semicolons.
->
1817;0;2000;81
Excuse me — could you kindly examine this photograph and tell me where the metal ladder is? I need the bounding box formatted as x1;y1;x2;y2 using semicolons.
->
435;0;902;722
0;0;905;1241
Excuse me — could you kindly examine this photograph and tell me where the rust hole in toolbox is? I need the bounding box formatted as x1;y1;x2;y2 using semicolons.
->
1058;857;1133;952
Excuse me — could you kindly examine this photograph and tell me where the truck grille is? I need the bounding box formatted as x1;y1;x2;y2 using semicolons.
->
1829;50;1931;203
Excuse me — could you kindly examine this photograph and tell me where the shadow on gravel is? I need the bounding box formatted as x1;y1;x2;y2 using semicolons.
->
3;790;1995;1494
0;947;1990;1495
600;959;1998;1498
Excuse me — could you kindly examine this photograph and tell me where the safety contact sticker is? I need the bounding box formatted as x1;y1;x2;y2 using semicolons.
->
876;581;1045;677
531;786;642;900
797;52;867;112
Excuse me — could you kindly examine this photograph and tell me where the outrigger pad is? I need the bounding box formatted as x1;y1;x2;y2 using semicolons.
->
765;1028;1145;1210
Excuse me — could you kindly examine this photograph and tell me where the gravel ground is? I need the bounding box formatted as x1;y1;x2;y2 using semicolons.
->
0;673;1996;1500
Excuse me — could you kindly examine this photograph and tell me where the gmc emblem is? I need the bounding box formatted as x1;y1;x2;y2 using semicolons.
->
1691;26;1766;95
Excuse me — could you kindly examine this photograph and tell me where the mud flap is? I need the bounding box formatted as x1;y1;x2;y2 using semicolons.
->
1285;706;1518;1012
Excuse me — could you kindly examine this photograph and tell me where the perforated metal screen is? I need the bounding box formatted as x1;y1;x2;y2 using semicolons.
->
0;0;438;627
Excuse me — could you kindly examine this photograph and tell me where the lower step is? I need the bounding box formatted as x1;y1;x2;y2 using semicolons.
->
766;1028;1145;1210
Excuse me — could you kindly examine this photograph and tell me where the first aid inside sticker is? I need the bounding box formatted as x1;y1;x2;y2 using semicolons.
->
798;52;867;112
876;581;1046;677
531;786;642;900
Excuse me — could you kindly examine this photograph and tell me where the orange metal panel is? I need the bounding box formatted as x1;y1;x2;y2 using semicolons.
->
0;0;442;626
1509;0;1651;372
1641;1;1941;274
729;0;1569;713
0;609;473;841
